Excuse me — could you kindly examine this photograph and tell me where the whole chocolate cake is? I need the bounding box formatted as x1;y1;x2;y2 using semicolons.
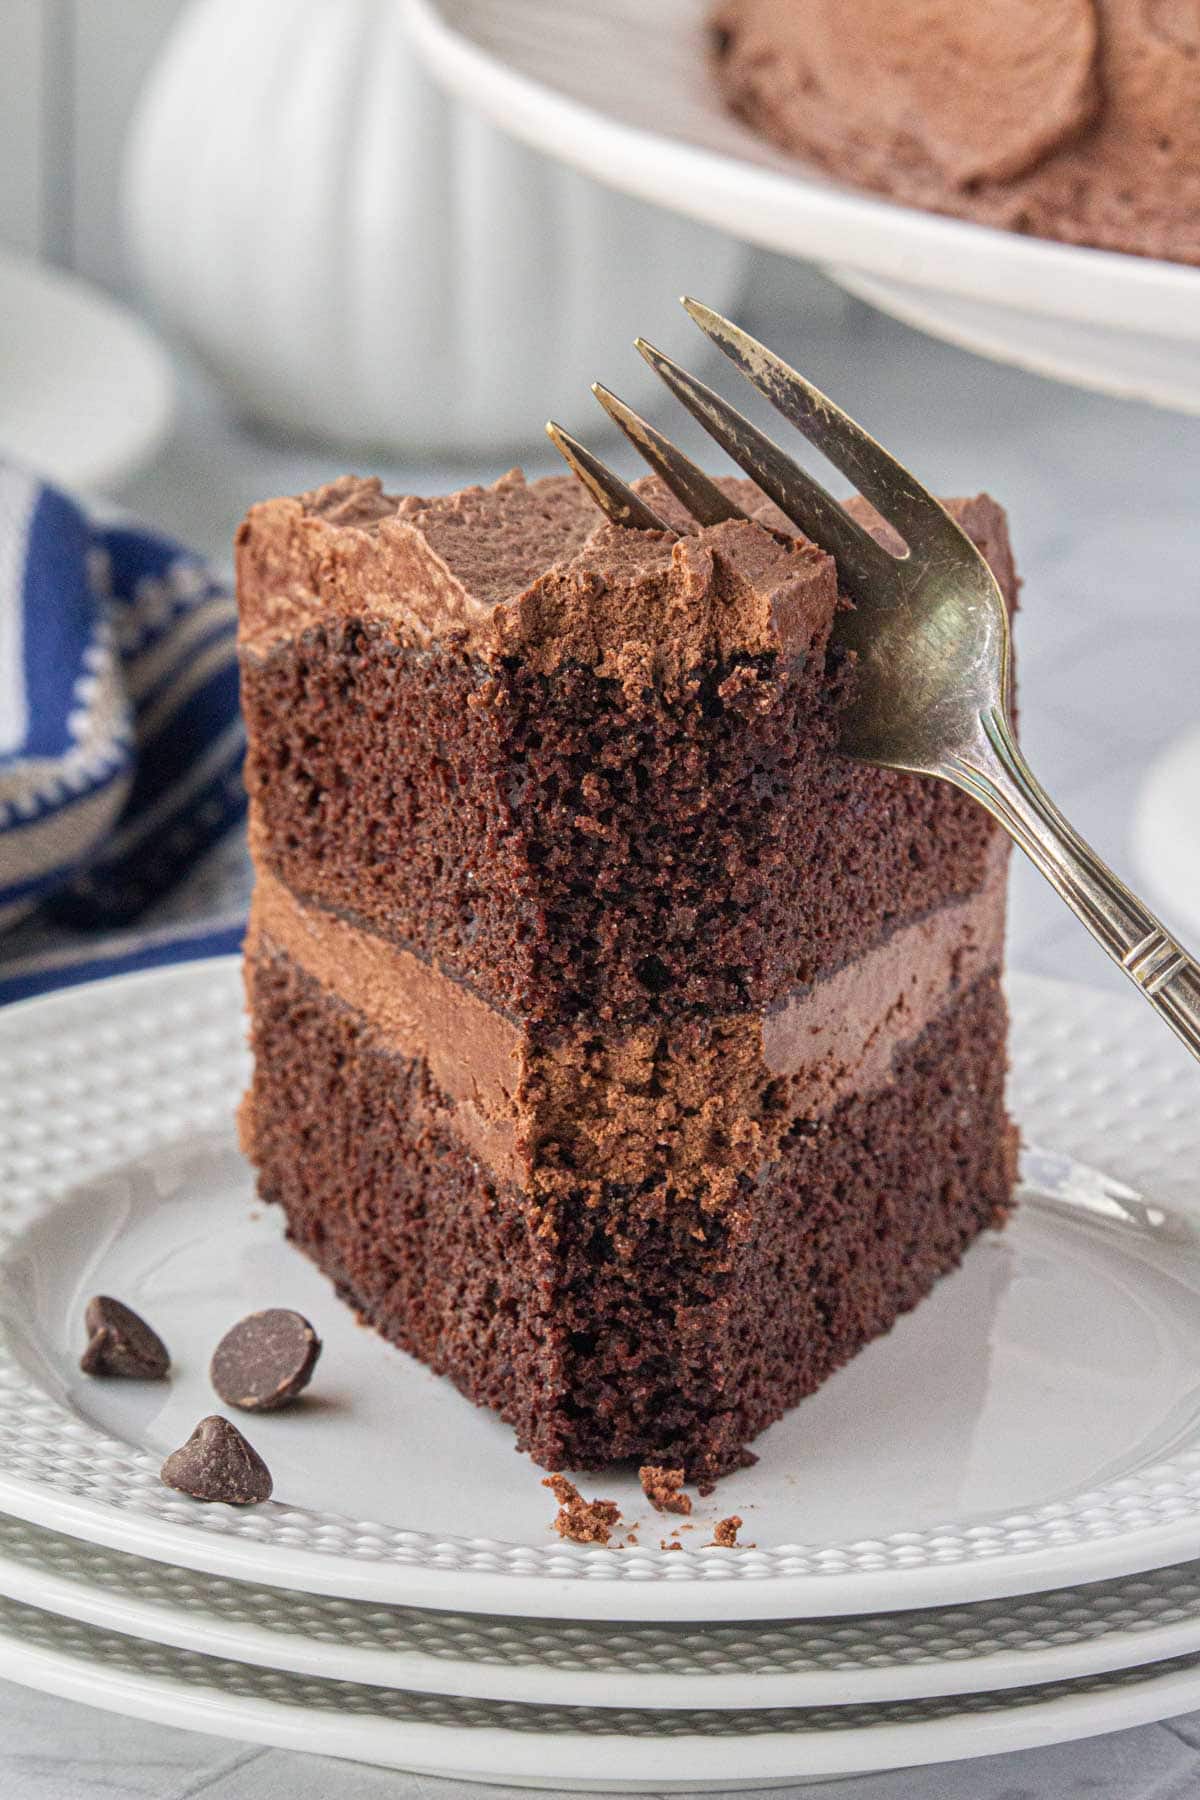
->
237;470;1018;1480
711;0;1200;266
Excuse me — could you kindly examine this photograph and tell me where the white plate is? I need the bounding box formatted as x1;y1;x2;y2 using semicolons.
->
0;249;174;492
2;960;1200;1621
2;1590;1200;1789
404;0;1200;409
6;1508;1200;1710
830;268;1200;417
1132;726;1200;943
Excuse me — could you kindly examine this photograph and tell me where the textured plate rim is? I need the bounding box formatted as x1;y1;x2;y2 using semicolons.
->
3;959;1200;1621
403;0;1200;343
3;1508;1200;1709
0;1590;1199;1789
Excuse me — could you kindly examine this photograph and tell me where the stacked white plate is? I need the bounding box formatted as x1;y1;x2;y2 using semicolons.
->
2;958;1200;1787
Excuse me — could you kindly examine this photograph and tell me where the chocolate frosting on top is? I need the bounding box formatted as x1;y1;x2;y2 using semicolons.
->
236;469;840;682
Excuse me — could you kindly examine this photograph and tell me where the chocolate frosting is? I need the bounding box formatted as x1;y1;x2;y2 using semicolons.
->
237;470;839;685
247;867;525;1182
720;0;1099;186
712;0;1200;264
248;857;1006;1197
237;473;1015;701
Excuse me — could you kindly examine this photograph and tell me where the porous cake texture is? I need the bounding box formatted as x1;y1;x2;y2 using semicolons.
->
237;470;1018;1480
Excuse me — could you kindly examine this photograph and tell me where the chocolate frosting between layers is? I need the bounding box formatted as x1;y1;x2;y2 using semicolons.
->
246;871;525;1182
248;857;1006;1194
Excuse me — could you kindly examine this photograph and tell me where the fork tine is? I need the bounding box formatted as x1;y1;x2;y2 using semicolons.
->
545;421;678;535
633;339;895;597
590;384;751;529
681;298;961;554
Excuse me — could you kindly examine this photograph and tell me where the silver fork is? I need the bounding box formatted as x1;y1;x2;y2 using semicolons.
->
547;299;1200;1065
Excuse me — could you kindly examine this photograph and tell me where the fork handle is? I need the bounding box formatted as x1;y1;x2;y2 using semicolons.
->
945;705;1200;1064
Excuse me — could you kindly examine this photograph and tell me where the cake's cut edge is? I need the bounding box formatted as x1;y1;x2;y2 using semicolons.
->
244;839;1006;1195
242;938;1015;1479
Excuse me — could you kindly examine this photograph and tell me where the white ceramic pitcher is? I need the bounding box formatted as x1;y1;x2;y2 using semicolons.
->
122;0;748;456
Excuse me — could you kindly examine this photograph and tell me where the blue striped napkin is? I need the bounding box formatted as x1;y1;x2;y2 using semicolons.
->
0;462;247;1001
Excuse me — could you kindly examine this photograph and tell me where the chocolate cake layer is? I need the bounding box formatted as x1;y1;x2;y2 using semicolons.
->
243;939;1015;1478
238;474;1016;1027
710;0;1200;267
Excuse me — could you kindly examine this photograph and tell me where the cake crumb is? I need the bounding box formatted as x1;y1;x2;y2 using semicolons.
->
543;1475;621;1546
709;1515;743;1548
661;1538;683;1551
638;1465;693;1516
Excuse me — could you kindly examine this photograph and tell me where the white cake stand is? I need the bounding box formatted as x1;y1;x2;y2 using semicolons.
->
405;0;1200;414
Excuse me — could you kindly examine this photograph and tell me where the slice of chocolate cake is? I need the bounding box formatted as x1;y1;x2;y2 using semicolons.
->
236;469;1017;1481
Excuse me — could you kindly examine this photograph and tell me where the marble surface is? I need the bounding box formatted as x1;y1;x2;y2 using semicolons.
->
7;262;1200;1796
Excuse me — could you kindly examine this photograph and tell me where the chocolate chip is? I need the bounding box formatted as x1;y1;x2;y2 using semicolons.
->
80;1296;169;1380
209;1309;321;1412
160;1415;273;1505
